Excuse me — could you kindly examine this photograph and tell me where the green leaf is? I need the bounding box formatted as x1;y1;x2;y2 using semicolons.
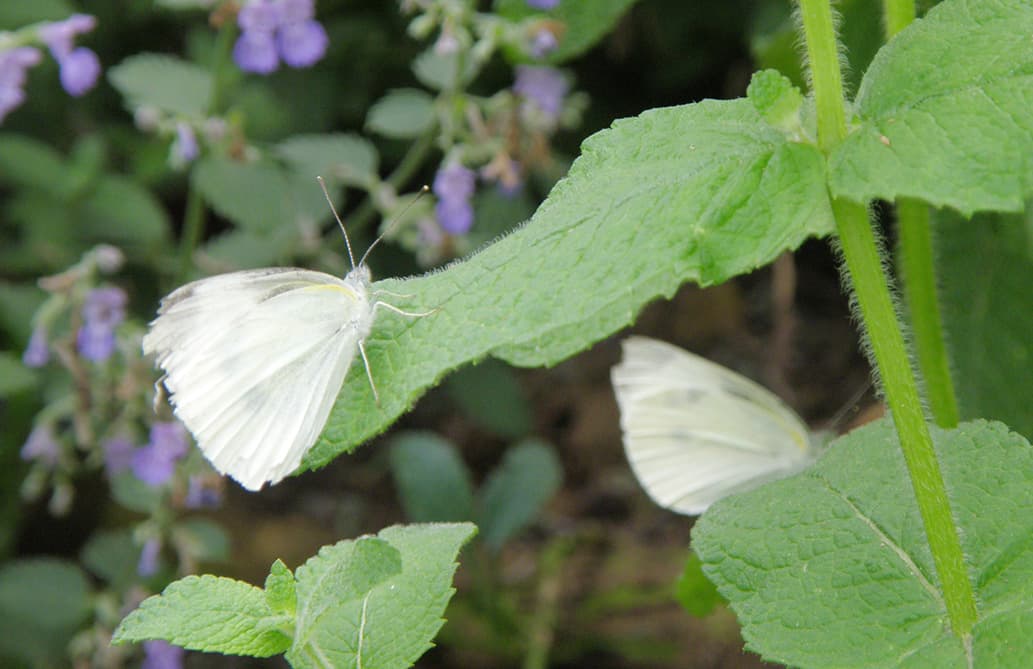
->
389;432;476;523
494;0;641;64
0;282;46;343
693;418;1033;668
79;175;170;251
0;134;66;194
304;98;833;471
276;133;379;187
935;209;1033;441
287;523;476;669
113;574;291;657
193;157;324;233
173;518;231;563
446;359;533;439
366;88;436;139
0;352;36;396
264;560;296;615
108;54;213;116
412;49;480;91
199;228;298;270
0;0;73;26
829;0;1033;214
674;552;724;618
80;528;140;588
746;69;804;136
478;440;561;551
0;559;91;666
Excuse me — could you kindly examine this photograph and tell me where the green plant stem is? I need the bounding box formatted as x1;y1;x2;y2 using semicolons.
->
796;0;976;637
882;0;916;38
896;199;960;428
523;536;574;669
177;184;205;284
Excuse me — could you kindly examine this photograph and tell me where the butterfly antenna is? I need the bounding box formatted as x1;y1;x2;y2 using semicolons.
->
318;176;357;269
826;379;874;433
357;185;430;267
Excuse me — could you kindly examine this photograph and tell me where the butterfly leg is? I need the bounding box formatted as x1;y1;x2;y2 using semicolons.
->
372;300;438;318
357;339;381;406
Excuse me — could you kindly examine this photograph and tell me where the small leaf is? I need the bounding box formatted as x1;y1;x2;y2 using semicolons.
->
366;88;436;139
80;528;140;588
390;432;476;523
412;49;480;91
193;158;296;233
199;228;298;270
113;575;291;657
264;560;297;615
173;518;231;563
446;359;533;439
0;134;66;194
0;559;91;665
287;523;476;669
674;552;724;618
276;133;379;187
746;69;804;136
0;0;73;27
0;352;36;396
493;0;641;64
108;54;213;116
693;418;1033;668
479;440;562;551
79;175;170;251
829;0;1033;214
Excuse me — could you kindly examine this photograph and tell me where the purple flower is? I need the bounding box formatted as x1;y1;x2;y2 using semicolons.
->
529;27;559;59
233;0;328;74
185;475;222;509
21;425;60;466
131;422;188;486
137;537;161;577
77;287;127;362
102;436;135;477
38;14;96;59
57;47;101;96
0;47;43;122
527;0;560;9
233;31;279;74
513;65;568;117
172;122;199;163
277;20;328;68
142;640;184;669
433;163;477;235
23;327;49;367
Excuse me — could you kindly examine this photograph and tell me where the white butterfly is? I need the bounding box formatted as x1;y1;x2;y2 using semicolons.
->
611;336;818;515
143;181;430;491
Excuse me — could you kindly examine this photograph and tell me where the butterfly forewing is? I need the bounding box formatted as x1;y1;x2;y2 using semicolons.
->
143;267;374;490
612;336;814;515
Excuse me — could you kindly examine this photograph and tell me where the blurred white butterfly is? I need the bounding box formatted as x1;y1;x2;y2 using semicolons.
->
143;179;432;491
611;336;818;515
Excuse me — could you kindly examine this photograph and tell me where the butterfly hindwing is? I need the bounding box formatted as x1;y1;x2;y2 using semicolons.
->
612;336;814;515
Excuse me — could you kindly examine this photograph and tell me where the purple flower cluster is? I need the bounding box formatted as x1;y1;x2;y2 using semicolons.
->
513;65;568;119
433;163;477;235
102;436;135;478
1;13;101;122
233;0;329;74
526;0;560;9
76;286;127;362
131;422;189;487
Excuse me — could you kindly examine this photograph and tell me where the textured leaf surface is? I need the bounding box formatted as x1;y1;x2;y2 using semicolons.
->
306;98;833;470
693;418;1033;668
829;0;1033;214
108;54;212;116
287;523;476;669
935;210;1033;441
113;575;291;657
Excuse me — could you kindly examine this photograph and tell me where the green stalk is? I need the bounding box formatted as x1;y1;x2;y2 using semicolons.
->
796;0;976;636
882;0;916;39
881;3;960;428
896;199;960;427
177;184;205;284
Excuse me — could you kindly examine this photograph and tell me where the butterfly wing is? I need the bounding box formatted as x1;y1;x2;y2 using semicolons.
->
143;268;373;490
611;336;814;515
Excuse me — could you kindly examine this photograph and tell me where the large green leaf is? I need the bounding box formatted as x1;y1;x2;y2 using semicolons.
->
829;0;1033;214
0;560;91;666
304;97;833;471
935;209;1033;441
108;54;213;117
693;418;1033;668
